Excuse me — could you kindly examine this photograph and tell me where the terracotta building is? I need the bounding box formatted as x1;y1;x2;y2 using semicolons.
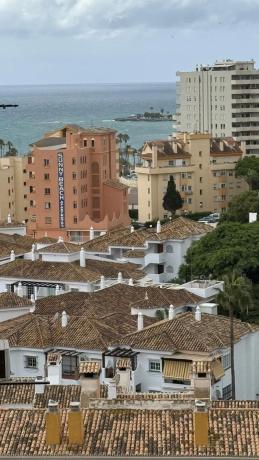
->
27;125;129;241
136;132;248;222
0;156;28;223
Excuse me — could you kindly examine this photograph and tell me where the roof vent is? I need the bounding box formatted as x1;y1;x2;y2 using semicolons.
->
61;310;68;328
10;250;15;262
169;304;175;320
145;291;148;300
89;226;94;241
130;225;134;233
117;272;123;283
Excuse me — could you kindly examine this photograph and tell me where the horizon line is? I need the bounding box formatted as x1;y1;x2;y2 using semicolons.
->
0;81;176;87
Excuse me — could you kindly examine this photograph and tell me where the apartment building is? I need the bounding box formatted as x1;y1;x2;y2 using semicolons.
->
27;125;129;241
176;59;259;154
0;156;28;223
136;132;247;222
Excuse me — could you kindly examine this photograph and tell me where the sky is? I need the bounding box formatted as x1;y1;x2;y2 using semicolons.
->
0;0;259;85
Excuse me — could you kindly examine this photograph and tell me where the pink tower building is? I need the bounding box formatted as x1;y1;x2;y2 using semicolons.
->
27;125;129;241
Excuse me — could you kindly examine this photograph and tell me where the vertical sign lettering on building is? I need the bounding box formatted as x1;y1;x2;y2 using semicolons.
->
57;152;65;228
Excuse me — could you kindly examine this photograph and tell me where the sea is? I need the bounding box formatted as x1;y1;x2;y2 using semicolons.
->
0;83;176;155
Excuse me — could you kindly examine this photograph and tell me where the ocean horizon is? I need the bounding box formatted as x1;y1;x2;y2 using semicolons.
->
0;82;176;154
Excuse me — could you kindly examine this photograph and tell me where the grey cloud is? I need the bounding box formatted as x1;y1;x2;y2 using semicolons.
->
0;0;259;38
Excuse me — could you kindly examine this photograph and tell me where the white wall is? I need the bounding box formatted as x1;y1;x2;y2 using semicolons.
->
0;307;32;322
10;348;46;378
235;332;259;400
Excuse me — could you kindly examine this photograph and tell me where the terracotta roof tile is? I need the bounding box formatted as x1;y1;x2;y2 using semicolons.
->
0;407;258;456
39;242;80;254
0;292;32;309
79;361;101;374
118;312;254;353
82;217;212;252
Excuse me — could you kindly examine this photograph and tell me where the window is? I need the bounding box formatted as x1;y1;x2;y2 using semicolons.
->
200;177;203;183
23;169;27;174
24;356;38;369
23;181;26;186
62;355;78;377
222;384;232;400
149;361;161;372
43;159;50;167
44;202;51;209
73;201;77;209
222;353;231;370
8;177;10;183
73;187;77;195
199;151;202;157
199;164;202;169
198;372;207;378
73;216;78;224
44;188;50;195
83;139;87;147
45;217;52;224
44;173;50;180
72;157;76;165
200;189;203;195
91;139;95;147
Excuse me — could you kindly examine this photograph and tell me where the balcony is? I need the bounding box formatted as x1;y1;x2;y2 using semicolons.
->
144;252;166;265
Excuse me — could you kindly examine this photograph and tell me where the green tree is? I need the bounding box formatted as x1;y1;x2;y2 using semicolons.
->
0;139;5;157
216;271;253;399
219;191;259;224
163;176;183;216
178;221;259;283
6;147;17;157
235;156;259;190
6;141;13;153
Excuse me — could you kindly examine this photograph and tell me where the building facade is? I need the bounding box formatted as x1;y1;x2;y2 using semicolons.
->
176;59;259;155
27;125;129;241
136;132;247;222
0;156;28;223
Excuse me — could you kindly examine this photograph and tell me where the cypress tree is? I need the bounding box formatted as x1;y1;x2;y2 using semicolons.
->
163;176;183;216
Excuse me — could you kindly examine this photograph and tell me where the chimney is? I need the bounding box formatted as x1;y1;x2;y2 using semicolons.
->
195;305;201;321
137;312;144;331
45;400;61;445
55;284;60;296
34;376;46;394
80;248;86;267
47;353;62;385
100;275;105;289
128;278;134;286
61;310;68;328
7;213;11;224
68;402;84;445
89;226;94;241
107;381;117;400
168;304;176;320
117;272;123;283
31;244;36;261
17;282;23;298
249;212;257;223
130;225;134;233
156;220;161;233
151;144;158;168
194;400;209;447
145;291;148;300
29;298;36;313
58;236;64;243
10;250;15;262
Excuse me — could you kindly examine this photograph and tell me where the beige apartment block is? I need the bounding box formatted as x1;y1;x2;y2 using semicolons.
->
0;156;28;223
136;132;248;223
176;60;259;155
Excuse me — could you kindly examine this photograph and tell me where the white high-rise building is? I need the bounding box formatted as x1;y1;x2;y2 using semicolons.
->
176;59;259;155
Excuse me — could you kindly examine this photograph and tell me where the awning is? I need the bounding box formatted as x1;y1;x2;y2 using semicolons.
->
163;359;191;380
212;359;225;380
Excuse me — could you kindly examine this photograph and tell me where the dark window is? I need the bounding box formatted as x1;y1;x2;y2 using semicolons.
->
72;172;77;180
44;188;51;195
222;384;232;400
44;173;50;180
73;201;77;209
43;159;50;167
73;216;78;224
83;139;87;147
91;139;95;147
24;356;38;368
62;356;78;377
72;157;76;165
157;264;164;274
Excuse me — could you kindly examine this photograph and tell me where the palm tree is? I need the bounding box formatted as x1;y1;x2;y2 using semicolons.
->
216;271;253;399
160;108;164;114
6;141;13;153
117;133;124;149
122;133;129;145
0;139;5;157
